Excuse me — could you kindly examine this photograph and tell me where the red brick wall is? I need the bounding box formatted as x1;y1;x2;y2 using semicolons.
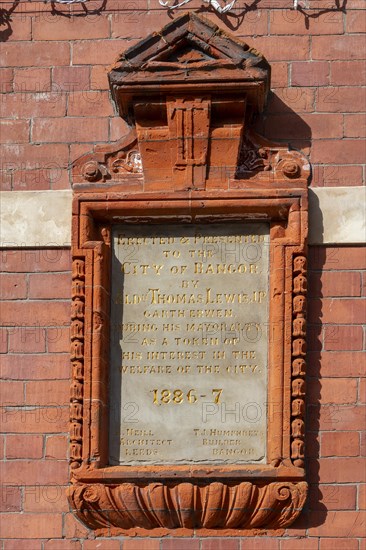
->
1;246;365;548
0;2;365;190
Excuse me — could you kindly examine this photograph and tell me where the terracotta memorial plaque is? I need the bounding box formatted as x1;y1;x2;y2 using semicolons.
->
68;13;309;533
109;223;270;465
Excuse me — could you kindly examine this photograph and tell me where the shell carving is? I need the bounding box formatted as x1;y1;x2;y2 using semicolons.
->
67;481;307;532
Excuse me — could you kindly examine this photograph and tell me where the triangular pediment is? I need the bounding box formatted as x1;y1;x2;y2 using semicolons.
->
164;44;215;64
109;13;270;117
109;12;269;76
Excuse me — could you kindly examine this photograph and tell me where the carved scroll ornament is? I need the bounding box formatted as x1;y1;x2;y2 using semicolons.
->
69;12;310;536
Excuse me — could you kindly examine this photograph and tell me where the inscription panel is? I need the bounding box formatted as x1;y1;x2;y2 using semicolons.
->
109;223;269;465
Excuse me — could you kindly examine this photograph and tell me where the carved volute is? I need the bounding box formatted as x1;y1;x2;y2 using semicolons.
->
72;13;309;193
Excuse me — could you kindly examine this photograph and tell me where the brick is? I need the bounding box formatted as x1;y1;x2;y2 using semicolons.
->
1;41;70;68
122;541;160;550
346;10;366;33
291;61;329;86
271;62;288;88
47;326;70;353
5;16;32;41
262;112;309;140
239;539;279;550
359;484;366;509
309;298;366;324
1;460;68;485
110;117;131;142
360;427;366;458
1;406;68;434
23;484;69;512
280;539;318;549
26;380;70;406
271;9;343;35
0;353;70;380
0;327;8;353
3;540;43;550
1;301;70;326
13;68;51;92
330;60;366;85
324;325;363;351
0;120;29;144
67;90;114;117
309;483;357;511
316;87;366;112
309;271;361;297
320;538;358;549
45;435;68;460
91;65;110;90
50;170;71;190
359;377;366;404
8;326;46;354
344;114;366;138
311;140;366;164
33;16;109;41
84;541;121;549
0;68;13;93
53;66;90;92
28;272;71;299
0;513;63;538
201;540;239;550
63;511;90;539
0;92;67;118
319;537;358;550
312;35;366;60
0;273;27;299
248;36;310;61
268;87;315;113
69;143;89;162
322;165;364;186
110;8;174;40
12;168;58;191
309;246;366;270
321;431;360;456
44;541;82;550
72;39;136;65
161;540;200;550
265;113;342;140
304;323;322;352
316;404;366;431
0;248;71;273
6;434;43;459
309;458;366;483
308;511;365;537
0;144;69;171
0;485;22;512
0;381;24;406
32;117;108;144
0;169;12;191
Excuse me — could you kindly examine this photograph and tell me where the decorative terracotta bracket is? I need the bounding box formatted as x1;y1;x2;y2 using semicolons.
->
68;13;310;536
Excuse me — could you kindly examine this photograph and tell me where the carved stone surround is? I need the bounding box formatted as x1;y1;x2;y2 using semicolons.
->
68;13;310;536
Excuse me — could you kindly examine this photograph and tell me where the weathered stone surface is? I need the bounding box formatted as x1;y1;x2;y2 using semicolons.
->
109;223;269;465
